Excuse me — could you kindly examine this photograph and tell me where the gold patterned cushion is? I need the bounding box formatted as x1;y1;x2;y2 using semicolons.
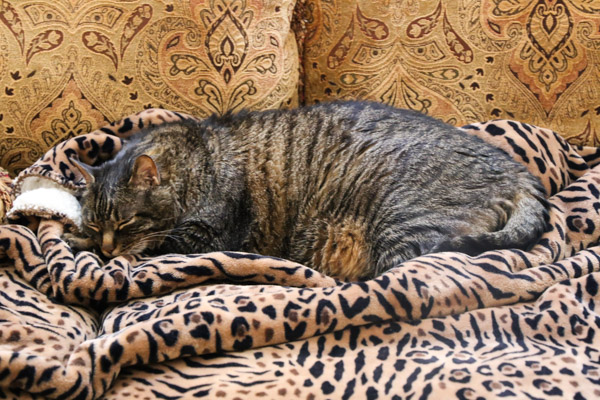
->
0;167;11;223
0;0;300;176
298;0;600;145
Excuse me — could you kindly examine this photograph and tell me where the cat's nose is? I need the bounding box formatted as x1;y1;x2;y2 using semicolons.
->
101;246;122;258
101;243;115;257
101;232;118;257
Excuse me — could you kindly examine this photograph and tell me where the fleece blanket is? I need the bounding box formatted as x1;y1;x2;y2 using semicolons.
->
1;109;600;400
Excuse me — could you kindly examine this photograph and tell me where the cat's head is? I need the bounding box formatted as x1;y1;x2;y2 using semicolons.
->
74;154;179;258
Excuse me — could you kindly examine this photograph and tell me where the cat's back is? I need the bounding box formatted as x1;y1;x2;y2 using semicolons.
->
234;101;514;184
231;101;546;278
128;101;459;160
231;100;489;156
228;101;537;221
106;101;546;279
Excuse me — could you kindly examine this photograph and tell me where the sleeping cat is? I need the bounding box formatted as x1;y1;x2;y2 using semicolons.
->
69;101;548;280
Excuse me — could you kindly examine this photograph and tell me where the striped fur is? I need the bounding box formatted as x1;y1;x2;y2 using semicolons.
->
74;102;548;279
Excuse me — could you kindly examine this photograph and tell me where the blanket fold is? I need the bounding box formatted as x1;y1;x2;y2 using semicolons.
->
1;110;600;399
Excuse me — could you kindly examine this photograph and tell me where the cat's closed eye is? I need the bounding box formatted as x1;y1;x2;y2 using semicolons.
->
87;223;100;232
119;215;156;234
117;217;137;230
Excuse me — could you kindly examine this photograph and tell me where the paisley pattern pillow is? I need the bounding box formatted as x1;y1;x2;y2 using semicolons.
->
298;0;600;145
0;0;300;176
2;0;600;176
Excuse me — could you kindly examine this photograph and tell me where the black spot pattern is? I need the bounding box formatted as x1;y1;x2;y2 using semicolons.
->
2;114;600;400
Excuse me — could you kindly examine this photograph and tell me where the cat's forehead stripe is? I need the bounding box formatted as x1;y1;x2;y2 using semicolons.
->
96;187;113;220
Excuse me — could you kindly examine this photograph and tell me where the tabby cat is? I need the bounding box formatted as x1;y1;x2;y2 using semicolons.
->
70;101;548;280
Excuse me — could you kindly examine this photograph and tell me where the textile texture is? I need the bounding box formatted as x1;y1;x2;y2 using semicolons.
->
0;167;11;223
0;0;300;176
2;1;600;398
298;0;600;145
1;109;600;399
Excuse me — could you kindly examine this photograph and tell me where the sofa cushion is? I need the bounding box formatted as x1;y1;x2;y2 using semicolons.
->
0;0;300;176
298;0;600;145
0;167;11;223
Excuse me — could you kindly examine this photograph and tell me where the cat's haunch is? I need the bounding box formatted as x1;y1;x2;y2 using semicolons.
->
71;101;549;280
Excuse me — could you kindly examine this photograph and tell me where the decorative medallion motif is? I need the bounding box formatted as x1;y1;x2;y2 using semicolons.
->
30;79;107;149
527;0;571;59
205;8;249;82
42;101;92;147
137;0;298;116
301;0;600;143
0;0;299;176
506;0;585;111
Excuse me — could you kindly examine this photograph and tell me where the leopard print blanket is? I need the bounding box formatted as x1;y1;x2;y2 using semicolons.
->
1;109;600;399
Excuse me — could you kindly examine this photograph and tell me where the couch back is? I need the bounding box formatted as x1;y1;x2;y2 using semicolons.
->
0;0;300;175
0;0;599;176
297;0;600;143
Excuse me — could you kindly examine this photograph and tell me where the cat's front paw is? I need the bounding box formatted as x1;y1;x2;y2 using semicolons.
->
62;232;95;252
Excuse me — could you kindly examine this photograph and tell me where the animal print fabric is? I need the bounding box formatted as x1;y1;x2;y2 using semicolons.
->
1;109;600;399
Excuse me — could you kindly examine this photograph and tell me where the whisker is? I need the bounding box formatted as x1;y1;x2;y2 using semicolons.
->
121;231;187;254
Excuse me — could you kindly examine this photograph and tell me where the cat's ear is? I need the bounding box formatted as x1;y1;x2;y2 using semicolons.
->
129;155;160;188
72;158;95;185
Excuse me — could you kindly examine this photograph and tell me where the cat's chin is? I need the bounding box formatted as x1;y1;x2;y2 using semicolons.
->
100;243;147;259
119;242;161;258
97;249;145;261
119;241;152;256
